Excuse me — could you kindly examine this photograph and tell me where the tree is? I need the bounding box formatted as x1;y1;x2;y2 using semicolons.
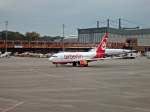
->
25;32;40;41
0;31;63;41
40;36;63;41
0;31;25;40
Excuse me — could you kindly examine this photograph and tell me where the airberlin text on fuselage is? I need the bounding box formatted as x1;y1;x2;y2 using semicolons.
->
64;54;83;59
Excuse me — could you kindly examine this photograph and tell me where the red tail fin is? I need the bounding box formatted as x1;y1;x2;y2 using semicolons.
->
96;32;109;58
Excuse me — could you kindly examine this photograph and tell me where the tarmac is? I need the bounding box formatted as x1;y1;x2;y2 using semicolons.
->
0;56;150;112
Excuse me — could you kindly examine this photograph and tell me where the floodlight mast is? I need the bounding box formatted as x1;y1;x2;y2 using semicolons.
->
5;21;8;52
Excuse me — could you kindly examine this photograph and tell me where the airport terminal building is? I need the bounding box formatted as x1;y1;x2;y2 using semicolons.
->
78;27;150;51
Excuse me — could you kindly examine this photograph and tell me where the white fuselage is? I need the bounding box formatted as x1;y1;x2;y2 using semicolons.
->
49;51;96;63
90;48;133;55
105;49;133;55
49;49;134;63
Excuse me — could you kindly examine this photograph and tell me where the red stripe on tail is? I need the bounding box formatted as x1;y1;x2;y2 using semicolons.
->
96;32;109;58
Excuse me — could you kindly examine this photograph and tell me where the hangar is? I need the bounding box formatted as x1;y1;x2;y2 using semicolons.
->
78;27;150;52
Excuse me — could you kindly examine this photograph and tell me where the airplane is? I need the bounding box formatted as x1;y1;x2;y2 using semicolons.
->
49;33;108;67
105;48;137;59
106;49;136;56
90;48;136;56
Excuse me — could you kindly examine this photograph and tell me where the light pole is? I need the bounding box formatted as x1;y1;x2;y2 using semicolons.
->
5;21;8;52
62;24;65;51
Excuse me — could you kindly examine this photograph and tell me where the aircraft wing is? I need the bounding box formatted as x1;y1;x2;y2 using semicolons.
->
84;57;123;61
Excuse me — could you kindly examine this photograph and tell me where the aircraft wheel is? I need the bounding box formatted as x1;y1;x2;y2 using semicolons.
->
77;61;80;66
73;62;77;67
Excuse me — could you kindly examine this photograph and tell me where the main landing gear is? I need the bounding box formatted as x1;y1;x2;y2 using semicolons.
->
72;61;88;67
72;62;77;67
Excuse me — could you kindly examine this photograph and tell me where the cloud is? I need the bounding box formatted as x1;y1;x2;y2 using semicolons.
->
0;0;150;35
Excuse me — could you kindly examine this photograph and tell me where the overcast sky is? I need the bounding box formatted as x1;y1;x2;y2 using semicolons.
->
0;0;150;36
